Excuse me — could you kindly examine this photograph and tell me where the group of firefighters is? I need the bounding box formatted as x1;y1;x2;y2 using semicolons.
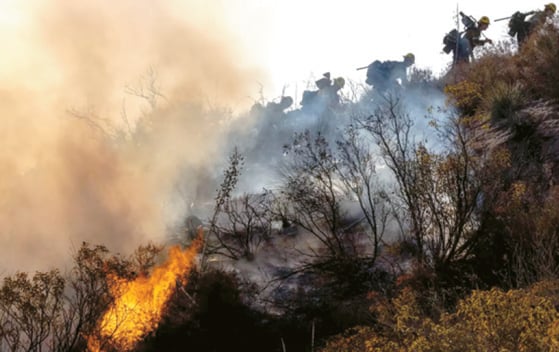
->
365;3;556;94
259;3;557;115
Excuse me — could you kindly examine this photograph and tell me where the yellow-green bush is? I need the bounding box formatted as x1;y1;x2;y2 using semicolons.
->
444;80;483;116
321;282;559;352
443;23;559;120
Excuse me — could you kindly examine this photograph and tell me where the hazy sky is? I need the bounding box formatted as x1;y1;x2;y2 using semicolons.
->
217;0;549;100
0;0;549;101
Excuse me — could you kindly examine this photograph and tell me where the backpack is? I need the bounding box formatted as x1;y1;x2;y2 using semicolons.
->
460;13;476;30
508;11;530;37
365;60;382;85
443;29;459;54
301;90;318;106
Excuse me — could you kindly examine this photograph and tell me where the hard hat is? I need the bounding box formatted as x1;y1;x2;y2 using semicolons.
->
545;3;557;13
334;77;345;88
280;96;293;107
478;16;490;25
403;53;415;63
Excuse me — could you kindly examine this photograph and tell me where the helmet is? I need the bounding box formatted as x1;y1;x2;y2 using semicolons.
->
545;3;557;13
403;53;415;64
280;96;293;108
478;16;490;25
333;77;345;88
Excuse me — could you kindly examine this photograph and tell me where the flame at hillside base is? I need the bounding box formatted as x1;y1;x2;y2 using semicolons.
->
88;234;203;352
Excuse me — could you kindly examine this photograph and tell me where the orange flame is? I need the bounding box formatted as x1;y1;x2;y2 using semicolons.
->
89;234;203;351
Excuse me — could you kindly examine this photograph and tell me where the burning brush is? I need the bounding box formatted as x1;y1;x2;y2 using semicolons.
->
88;231;203;351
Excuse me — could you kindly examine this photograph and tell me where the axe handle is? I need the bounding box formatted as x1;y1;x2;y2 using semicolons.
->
494;16;511;22
495;10;535;22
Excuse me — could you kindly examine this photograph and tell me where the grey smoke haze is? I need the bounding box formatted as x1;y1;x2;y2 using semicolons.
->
215;82;451;281
0;1;264;273
231;82;450;195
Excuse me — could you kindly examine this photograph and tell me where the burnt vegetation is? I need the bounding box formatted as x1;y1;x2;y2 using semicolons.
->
4;22;559;352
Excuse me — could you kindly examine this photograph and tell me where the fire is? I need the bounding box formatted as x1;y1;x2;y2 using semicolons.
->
89;234;203;351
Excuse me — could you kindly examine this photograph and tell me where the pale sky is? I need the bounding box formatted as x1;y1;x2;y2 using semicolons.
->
217;0;549;101
0;0;549;104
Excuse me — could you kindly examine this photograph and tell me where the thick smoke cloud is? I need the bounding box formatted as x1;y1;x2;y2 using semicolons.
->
0;1;263;273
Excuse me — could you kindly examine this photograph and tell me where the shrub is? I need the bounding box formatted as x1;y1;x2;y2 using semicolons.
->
321;282;559;352
517;24;559;101
484;81;527;122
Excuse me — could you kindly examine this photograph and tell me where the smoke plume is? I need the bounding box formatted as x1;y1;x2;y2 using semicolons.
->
0;0;264;272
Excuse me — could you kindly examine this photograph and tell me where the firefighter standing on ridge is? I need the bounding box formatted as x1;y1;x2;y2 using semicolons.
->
359;53;415;93
301;72;330;107
250;96;293;119
301;72;345;110
458;15;492;64
320;76;345;107
507;3;556;46
266;96;293;114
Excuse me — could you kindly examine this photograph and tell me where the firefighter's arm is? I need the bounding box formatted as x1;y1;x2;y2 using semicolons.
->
473;35;492;46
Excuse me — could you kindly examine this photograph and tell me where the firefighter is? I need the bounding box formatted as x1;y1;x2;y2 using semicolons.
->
251;96;293;120
510;3;556;46
364;53;415;93
455;16;492;64
321;76;345;107
315;72;332;90
301;72;330;107
266;96;293;114
301;73;344;110
533;3;557;26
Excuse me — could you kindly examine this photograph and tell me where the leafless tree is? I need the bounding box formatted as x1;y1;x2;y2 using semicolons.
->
201;148;244;268
360;97;427;262
272;125;392;278
279;130;354;260
210;193;272;261
361;96;484;268
335;123;390;262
